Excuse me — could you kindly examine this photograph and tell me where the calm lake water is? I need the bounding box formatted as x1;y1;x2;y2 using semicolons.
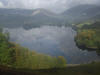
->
4;26;100;64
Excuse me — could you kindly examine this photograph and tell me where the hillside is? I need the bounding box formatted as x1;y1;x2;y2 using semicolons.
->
62;4;100;23
0;8;64;28
75;21;100;55
0;29;66;69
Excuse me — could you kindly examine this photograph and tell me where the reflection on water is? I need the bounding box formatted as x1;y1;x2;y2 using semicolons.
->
4;26;100;64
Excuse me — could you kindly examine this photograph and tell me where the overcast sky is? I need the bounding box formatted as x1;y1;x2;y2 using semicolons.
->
0;0;100;13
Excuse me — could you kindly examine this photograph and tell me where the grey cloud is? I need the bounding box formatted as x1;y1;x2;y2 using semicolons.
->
0;0;100;13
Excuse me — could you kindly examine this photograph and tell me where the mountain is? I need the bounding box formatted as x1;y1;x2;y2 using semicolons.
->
0;8;63;28
62;4;100;23
2;4;100;28
32;8;59;17
0;8;33;16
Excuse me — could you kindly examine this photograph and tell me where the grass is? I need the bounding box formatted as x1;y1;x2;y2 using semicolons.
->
0;62;100;75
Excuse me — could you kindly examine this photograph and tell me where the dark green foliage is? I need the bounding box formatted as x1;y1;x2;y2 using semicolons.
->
75;21;100;54
0;32;15;65
0;27;2;32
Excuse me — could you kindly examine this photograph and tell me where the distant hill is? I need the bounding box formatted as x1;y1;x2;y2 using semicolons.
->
62;4;100;23
0;5;100;28
0;8;64;28
32;8;59;17
28;8;63;26
0;8;33;16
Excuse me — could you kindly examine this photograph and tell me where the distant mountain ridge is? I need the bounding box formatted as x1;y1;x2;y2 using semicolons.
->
0;8;33;16
62;4;100;23
0;4;100;28
0;8;63;28
32;8;58;17
0;8;59;17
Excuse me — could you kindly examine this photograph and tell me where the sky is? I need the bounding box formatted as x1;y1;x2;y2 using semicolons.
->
0;0;100;13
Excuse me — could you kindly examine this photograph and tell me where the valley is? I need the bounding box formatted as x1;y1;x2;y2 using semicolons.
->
0;3;100;75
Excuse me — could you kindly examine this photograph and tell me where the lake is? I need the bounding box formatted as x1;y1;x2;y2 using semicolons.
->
4;25;100;64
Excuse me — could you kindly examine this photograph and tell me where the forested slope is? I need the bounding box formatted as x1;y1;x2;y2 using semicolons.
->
75;21;100;55
0;29;66;69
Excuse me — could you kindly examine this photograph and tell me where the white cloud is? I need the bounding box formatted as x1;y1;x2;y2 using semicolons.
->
0;0;100;13
0;1;3;8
